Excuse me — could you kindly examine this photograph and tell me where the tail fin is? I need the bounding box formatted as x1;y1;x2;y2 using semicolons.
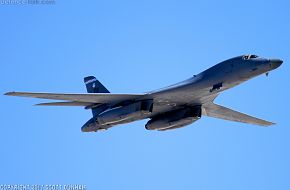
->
84;76;110;116
84;76;110;93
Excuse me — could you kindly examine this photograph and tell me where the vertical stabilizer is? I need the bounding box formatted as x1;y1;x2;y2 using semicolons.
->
84;76;110;116
84;76;110;93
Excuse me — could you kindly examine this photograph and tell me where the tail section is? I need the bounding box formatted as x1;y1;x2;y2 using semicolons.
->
84;76;110;116
84;76;110;93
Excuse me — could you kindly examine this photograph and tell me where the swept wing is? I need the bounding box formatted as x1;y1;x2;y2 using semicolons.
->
203;103;274;126
5;92;146;104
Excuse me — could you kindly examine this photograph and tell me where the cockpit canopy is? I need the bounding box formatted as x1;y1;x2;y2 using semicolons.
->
243;54;259;60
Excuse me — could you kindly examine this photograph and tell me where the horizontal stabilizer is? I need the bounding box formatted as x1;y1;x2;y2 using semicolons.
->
5;92;146;104
35;101;94;106
203;103;274;126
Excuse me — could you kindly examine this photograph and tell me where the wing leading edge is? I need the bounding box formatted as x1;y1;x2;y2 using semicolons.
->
203;103;274;126
34;101;94;106
5;92;147;104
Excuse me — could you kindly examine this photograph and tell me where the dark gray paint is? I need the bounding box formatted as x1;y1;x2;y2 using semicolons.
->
5;55;283;132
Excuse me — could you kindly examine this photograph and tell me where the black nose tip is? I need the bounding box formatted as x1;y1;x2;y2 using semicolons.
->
269;58;283;69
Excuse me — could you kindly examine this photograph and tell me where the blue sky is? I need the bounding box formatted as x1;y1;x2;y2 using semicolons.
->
0;0;289;189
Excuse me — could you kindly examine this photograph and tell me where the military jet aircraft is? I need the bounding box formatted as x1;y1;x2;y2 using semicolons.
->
5;55;283;132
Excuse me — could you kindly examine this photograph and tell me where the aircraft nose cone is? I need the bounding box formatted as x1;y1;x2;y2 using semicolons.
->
269;58;283;69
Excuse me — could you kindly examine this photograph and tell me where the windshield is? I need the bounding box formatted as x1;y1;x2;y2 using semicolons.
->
243;54;259;60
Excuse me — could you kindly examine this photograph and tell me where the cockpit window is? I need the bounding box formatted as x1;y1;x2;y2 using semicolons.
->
250;55;258;58
243;54;258;60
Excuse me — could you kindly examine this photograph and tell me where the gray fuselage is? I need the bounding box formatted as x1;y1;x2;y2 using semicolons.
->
93;55;282;129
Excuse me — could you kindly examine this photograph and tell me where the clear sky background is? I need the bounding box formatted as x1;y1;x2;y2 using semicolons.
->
0;0;289;189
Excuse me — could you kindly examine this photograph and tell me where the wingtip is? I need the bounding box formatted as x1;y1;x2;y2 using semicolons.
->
4;92;15;96
270;122;276;126
263;121;276;127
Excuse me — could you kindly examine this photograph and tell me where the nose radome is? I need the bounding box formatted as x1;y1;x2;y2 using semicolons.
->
269;58;283;69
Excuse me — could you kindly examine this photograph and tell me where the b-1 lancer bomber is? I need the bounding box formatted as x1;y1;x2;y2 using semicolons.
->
5;54;283;132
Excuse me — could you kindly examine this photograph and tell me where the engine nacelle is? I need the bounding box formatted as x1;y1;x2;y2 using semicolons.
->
81;117;104;132
97;100;153;125
145;106;201;131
